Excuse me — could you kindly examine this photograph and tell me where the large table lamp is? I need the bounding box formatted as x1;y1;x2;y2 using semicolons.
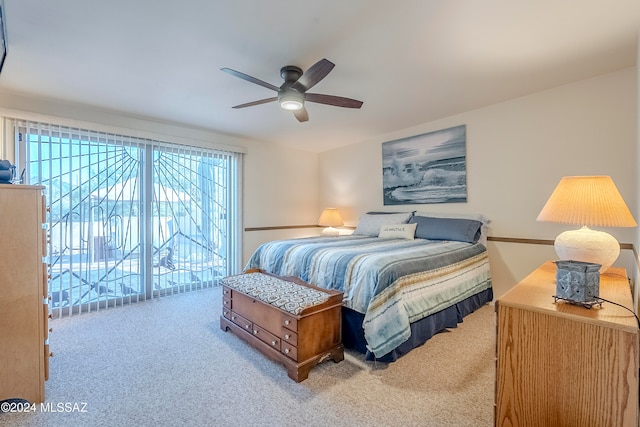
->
318;208;343;236
536;176;636;273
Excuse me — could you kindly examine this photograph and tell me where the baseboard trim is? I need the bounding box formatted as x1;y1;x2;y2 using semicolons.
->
244;225;357;232
487;236;554;245
244;225;319;232
487;236;633;251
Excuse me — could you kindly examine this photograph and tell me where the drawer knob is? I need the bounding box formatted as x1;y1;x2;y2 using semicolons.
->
284;334;290;340
284;348;290;354
223;301;228;305
271;340;276;346
49;328;53;333
284;320;290;325
253;330;258;335
231;316;236;320
49;352;54;357
245;324;250;329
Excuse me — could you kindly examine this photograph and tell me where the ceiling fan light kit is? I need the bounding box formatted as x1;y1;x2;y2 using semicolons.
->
221;58;363;122
278;89;304;111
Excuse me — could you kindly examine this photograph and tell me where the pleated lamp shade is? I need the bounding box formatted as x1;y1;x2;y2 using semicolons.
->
537;176;636;272
318;208;343;236
537;176;636;227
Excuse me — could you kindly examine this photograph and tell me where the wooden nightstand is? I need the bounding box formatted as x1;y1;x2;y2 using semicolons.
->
495;261;639;427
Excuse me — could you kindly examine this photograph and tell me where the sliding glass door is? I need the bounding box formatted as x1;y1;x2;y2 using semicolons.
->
13;120;241;317
148;144;234;297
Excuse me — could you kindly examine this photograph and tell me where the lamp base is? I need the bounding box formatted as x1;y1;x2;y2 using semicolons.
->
554;226;619;273
321;227;340;237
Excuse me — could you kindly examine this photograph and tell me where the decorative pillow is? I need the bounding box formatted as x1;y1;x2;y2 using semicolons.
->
409;215;483;243
378;223;417;240
353;212;413;236
415;211;490;245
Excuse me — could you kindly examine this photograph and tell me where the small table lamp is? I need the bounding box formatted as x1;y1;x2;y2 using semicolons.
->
318;208;343;236
536;176;637;273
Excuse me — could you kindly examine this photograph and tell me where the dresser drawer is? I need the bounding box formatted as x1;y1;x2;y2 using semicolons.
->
43;267;49;299
222;296;232;310
222;286;232;299
281;342;298;361
282;314;297;332
229;311;252;332
252;325;281;351
280;327;298;346
44;343;50;381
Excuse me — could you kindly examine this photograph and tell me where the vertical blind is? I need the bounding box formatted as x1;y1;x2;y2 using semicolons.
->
11;119;242;317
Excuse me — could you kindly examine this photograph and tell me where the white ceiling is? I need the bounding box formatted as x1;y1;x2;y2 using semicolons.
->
1;0;639;152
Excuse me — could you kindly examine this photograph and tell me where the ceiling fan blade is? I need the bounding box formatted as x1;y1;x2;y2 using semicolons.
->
305;93;363;109
293;59;335;92
232;97;278;109
221;68;279;92
293;107;309;122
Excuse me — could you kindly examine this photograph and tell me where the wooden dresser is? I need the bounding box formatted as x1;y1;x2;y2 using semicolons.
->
220;270;343;381
0;185;50;404
495;261;639;427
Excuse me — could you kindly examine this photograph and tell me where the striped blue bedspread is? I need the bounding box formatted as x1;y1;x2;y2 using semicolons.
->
245;235;492;357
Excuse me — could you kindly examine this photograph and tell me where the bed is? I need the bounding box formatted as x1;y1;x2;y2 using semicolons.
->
244;212;493;362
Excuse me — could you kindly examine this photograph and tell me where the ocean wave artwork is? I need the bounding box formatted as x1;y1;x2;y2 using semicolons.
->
382;125;467;205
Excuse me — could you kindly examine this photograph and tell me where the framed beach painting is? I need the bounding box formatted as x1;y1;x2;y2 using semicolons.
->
382;124;467;205
0;0;6;75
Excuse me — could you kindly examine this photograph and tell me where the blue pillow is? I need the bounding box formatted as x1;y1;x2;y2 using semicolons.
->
409;215;482;243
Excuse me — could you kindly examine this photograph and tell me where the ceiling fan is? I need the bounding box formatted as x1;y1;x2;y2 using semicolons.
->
221;58;363;122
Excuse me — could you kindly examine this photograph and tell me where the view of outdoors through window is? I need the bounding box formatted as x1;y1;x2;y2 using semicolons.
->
20;123;238;316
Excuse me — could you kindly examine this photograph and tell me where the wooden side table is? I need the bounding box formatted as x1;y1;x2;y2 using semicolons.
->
495;261;639;427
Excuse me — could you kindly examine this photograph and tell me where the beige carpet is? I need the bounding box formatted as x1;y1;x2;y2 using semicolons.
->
1;286;496;427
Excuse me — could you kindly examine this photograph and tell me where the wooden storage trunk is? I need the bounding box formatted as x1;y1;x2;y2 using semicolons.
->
219;269;343;381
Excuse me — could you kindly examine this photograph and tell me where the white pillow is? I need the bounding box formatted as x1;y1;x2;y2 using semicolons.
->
378;223;417;240
353;212;413;236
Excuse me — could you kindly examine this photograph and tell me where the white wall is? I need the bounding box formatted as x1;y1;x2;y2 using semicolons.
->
242;142;320;263
320;68;638;299
0;89;321;271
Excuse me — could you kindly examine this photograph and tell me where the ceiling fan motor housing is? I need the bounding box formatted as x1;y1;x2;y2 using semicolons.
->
280;66;303;82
